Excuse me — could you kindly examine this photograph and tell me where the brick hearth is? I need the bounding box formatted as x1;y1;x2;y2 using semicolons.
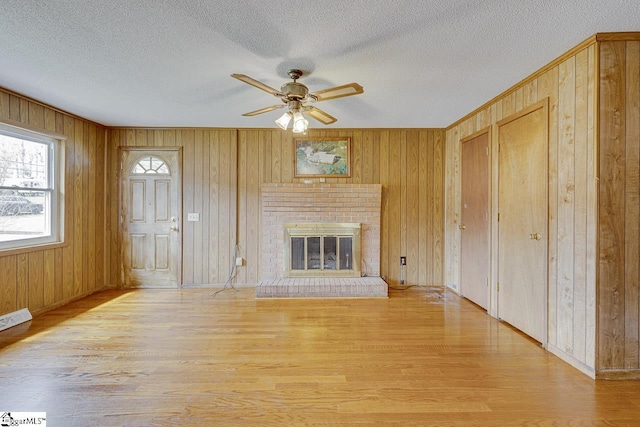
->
256;277;388;298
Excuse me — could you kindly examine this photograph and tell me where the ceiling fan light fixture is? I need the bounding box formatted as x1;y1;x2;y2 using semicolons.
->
292;111;309;134
275;112;292;130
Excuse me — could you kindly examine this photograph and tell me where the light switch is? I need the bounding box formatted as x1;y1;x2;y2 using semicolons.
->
187;213;199;221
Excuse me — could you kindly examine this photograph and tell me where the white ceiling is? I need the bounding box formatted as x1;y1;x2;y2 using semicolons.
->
0;0;638;129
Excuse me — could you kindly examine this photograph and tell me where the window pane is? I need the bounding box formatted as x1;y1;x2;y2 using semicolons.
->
307;237;321;270
291;237;305;270
339;237;353;270
132;156;170;175
0;135;49;189
0;191;48;242
323;236;337;270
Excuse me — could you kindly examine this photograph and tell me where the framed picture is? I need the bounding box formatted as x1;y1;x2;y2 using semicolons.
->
294;137;351;178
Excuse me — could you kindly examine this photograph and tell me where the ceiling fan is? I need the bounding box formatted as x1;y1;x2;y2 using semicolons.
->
231;69;363;133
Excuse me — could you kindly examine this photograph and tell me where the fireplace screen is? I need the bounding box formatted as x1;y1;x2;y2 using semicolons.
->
284;223;361;277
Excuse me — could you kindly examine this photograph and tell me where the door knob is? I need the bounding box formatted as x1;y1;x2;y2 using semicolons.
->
529;232;542;240
459;224;466;230
170;225;178;232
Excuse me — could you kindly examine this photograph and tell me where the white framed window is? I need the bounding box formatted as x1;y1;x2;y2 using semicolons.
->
0;121;64;250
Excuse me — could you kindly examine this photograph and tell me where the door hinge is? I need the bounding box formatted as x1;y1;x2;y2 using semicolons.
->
497;282;500;291
486;147;489;156
497;212;500;222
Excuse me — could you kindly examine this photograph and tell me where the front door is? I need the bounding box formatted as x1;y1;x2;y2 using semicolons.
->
497;101;548;343
121;149;181;287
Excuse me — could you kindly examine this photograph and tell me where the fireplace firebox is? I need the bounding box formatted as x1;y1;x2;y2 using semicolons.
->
284;223;361;277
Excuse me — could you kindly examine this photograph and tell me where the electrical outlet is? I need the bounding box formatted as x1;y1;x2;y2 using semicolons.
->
235;257;244;267
400;256;406;266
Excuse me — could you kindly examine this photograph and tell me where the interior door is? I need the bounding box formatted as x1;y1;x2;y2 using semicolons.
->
497;101;548;343
121;149;181;287
460;131;490;310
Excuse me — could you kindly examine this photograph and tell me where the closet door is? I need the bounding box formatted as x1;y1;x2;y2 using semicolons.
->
497;101;548;343
460;131;490;310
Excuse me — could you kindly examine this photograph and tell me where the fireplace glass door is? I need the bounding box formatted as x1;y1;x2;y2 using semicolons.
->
290;235;353;272
284;223;361;277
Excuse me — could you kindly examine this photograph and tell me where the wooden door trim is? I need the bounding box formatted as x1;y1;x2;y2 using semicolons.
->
460;126;491;144
118;146;183;287
497;98;549;128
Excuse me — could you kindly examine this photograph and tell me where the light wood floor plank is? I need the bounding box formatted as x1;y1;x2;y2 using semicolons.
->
1;287;640;426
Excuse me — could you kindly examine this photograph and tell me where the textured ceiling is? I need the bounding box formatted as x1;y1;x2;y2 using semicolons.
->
0;0;638;129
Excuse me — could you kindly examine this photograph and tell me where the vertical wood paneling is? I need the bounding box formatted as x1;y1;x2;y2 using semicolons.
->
63;115;75;300
27;251;44;310
599;41;627;369
192;130;204;284
237;131;249;284
585;44;598;368
16;254;28;309
433;131;444;284
73;119;84;296
624;41;640;369
444;126;460;291
43;249;55;307
445;40;600;374
598;39;640;373
573;48;589;363
0;256;17;314
95;125;105;289
85;124;96;293
245;131;260;283
181;130;195;284
418;131;429;285
0;88;106;317
557;56;576;354
200;132;211;282
406;131;420;284
208;131;220;282
379;130;390;280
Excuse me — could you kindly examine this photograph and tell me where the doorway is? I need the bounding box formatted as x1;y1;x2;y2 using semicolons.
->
120;148;182;287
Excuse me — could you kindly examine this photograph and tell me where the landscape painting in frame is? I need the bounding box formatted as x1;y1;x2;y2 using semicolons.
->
294;138;350;178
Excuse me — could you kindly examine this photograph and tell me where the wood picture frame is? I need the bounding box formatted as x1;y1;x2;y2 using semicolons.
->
293;137;351;178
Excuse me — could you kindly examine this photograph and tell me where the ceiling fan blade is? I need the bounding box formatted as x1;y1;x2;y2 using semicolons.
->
303;106;337;125
242;105;285;116
310;83;363;102
231;74;283;97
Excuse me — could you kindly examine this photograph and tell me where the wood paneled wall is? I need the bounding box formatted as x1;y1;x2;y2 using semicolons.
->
236;129;445;287
106;128;444;288
105;129;238;286
445;40;599;374
598;39;640;374
0;88;106;317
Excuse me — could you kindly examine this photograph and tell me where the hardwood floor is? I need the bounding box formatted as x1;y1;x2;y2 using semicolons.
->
1;287;639;426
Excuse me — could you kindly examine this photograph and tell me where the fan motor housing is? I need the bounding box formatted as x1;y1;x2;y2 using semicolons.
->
281;81;308;99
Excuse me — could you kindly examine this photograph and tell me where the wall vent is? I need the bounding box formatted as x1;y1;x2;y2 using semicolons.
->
0;308;32;332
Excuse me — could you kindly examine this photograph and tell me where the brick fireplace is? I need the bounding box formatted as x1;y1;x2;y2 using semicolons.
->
257;183;387;298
